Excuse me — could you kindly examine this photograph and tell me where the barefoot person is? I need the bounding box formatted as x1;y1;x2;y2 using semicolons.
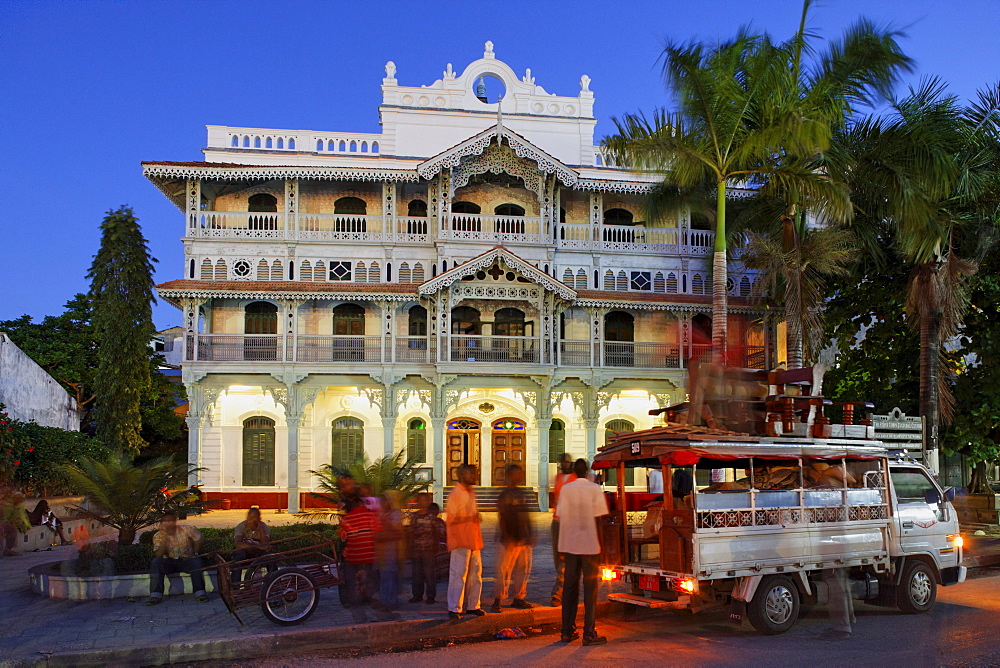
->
231;507;271;582
145;511;208;605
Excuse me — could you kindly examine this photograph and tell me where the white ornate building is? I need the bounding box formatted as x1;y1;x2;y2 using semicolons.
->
145;42;769;511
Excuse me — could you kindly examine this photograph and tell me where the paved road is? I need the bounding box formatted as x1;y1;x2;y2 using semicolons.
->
200;568;1000;668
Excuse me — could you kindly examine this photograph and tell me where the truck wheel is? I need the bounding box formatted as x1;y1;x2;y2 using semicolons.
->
896;560;936;614
747;575;800;634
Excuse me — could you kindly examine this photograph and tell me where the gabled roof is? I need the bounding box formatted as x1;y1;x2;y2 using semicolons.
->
416;123;578;186
418;246;576;300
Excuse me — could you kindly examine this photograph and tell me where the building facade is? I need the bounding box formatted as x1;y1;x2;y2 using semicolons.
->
145;43;769;511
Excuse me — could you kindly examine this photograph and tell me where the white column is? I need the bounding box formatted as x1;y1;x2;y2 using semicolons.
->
584;418;600;462
185;414;205;487
537;417;552;511
382;416;397;458
431;416;446;505
286;414;302;513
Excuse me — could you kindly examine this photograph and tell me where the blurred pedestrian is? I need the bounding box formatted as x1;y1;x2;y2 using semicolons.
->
550;453;574;606
819;568;854;640
446;464;484;619
145;511;208;605
557;459;609;646
375;491;402;618
339;498;381;622
491;463;534;612
409;493;445;604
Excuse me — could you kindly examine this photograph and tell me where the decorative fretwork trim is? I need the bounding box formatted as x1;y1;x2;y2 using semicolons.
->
417;127;577;186
418;246;576;300
574;298;762;314
158;287;416;307
143;163;421;183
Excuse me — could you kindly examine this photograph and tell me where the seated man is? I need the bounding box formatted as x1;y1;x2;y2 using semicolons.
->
145;511;209;605
231;507;271;582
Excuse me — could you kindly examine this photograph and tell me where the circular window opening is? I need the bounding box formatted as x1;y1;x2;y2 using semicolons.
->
473;74;506;104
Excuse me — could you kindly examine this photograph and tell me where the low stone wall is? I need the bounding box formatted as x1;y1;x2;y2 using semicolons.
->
19;519;115;553
953;494;1000;525
29;562;218;600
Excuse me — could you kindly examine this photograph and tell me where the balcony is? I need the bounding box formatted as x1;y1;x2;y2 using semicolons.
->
186;212;429;243
188;334;682;369
440;214;546;244
184;211;715;254
557;223;714;254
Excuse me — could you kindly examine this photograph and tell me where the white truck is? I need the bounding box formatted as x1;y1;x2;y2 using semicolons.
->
594;434;966;634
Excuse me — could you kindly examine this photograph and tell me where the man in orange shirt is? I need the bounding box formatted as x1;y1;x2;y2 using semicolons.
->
549;453;575;606
445;464;485;619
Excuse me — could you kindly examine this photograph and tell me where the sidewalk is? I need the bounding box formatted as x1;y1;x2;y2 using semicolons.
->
0;510;622;667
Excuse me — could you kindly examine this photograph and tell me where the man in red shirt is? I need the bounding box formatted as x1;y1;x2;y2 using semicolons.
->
339;498;381;622
550;453;575;606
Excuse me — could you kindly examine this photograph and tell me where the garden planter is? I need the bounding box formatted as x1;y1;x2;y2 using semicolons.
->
29;561;217;600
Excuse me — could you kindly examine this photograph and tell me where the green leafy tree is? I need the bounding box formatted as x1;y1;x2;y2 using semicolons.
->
61;452;200;545
87;207;157;453
0;294;97;426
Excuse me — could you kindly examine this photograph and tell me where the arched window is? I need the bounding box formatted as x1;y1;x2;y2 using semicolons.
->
740;276;752;297
562;269;574;285
412;263;425;283
215;259;227;281
254;136;261;148
408;305;427;336
604;311;634;342
549;419;565;462
256;259;270;280
407;200;428;217
692;274;704;295
604;419;635;485
361;141;368;153
559;207;566;223
242;417;275;486
494;307;526;337
494;203;525;216
604;208;633;225
371;142;379;153
266;137;273;148
451;201;481;214
653;272;665;293
331;417;364;468
231;136;239;147
328;140;335;151
332;304;365;335
248;193;278;212
300;260;313;282
407;418;426;462
277;138;284;149
243;136;250;147
288;138;295;149
349;141;357;152
200;259;213;280
451;306;481;335
603;270;615;290
316;139;324;151
339;140;346;152
245;302;277;334
334;197;367;215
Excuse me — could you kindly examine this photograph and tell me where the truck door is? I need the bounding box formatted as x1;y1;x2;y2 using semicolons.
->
889;466;951;567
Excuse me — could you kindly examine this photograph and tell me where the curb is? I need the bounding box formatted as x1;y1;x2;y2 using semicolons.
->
5;603;615;667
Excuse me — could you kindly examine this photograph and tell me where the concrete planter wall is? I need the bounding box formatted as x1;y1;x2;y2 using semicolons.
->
952;494;1000;525
29;562;218;601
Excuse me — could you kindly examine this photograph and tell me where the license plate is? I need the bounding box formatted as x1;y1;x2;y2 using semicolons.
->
638;575;660;591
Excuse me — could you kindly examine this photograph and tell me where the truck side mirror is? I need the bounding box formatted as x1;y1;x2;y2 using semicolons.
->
924;488;941;505
943;486;956;502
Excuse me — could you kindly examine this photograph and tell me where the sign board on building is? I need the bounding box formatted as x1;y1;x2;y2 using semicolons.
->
871;407;923;459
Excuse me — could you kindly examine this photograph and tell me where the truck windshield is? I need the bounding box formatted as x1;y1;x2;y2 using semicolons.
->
891;468;944;520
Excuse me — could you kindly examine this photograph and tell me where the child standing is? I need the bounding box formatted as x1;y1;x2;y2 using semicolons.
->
408;494;446;604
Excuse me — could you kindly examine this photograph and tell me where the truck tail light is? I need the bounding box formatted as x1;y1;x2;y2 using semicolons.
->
678;578;696;594
601;568;618;581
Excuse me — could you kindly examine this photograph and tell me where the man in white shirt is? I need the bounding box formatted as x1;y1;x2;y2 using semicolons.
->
647;468;663;494
555;458;609;646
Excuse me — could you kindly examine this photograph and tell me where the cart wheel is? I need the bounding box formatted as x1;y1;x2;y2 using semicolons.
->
747;575;799;635
260;567;319;625
246;557;289;583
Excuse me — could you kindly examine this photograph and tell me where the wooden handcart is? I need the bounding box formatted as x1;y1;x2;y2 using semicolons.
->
211;533;342;626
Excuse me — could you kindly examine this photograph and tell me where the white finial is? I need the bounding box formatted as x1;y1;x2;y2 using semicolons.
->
496;95;504;136
522;68;535;85
579;74;591;92
444;62;455;79
385;61;396;80
484;40;495;59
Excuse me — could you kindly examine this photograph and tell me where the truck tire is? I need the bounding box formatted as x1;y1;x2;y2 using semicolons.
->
747;575;800;634
896;560;936;614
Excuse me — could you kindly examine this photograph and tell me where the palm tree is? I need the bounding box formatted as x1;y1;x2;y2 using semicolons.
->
308;450;432;513
739;219;855;367
839;79;1000;462
62;452;200;545
603;3;906;363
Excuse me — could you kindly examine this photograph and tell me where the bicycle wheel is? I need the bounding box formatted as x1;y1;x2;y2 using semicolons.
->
260;567;319;625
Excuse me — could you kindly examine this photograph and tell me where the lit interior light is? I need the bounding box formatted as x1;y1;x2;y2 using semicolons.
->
601;568;618;581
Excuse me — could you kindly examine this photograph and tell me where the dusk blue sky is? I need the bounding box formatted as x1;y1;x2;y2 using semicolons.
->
3;0;998;329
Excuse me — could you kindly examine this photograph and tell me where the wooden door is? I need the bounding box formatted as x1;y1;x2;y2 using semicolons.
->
491;419;526;485
446;419;481;484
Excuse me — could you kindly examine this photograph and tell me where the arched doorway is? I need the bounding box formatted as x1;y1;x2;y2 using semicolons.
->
242;416;275;486
451;306;481;361
491;418;526;486
446;418;481;485
604;311;634;367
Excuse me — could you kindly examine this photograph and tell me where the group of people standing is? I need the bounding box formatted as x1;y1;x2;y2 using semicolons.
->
340;456;608;645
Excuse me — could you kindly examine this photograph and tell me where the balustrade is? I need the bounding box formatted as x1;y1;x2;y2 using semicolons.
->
555;223;714;253
441;214;545;243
